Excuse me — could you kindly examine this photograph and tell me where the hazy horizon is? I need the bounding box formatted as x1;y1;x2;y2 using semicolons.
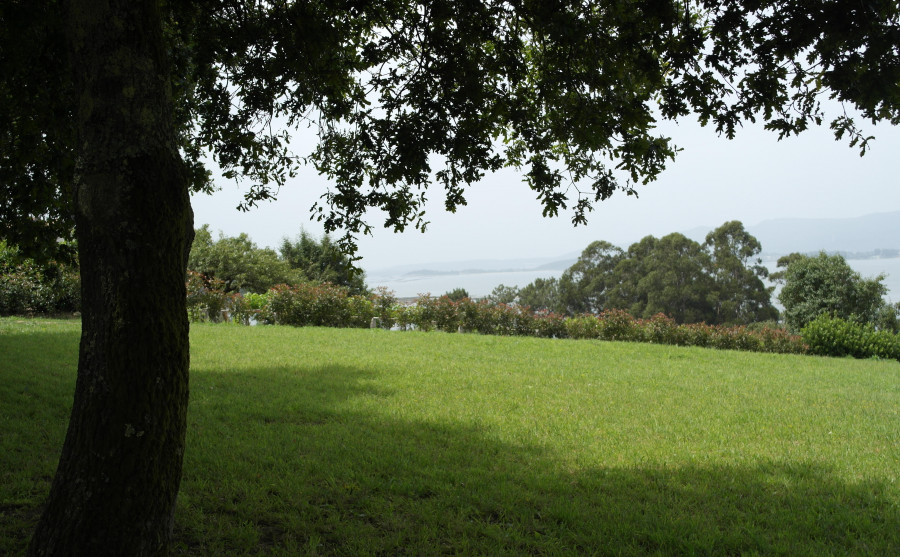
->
192;114;900;273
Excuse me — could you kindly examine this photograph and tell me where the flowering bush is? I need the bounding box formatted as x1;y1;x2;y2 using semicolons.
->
259;282;352;327
596;309;642;341
533;310;568;338
640;313;679;344
416;294;460;332
456;298;487;332
753;325;806;354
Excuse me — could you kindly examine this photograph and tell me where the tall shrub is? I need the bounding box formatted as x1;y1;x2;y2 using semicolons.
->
802;314;900;360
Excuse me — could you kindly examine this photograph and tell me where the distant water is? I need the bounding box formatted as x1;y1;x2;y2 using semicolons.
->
842;258;900;300
369;257;900;301
367;269;563;299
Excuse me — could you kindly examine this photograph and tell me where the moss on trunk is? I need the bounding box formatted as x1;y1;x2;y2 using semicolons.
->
29;1;193;555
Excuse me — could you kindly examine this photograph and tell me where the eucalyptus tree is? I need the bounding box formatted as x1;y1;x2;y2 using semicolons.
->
558;240;625;314
703;221;778;324
606;233;717;323
3;0;898;553
518;276;564;312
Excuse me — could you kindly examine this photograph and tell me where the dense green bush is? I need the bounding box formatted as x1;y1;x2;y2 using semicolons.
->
189;225;300;293
417;294;459;332
565;315;602;339
533;310;567;338
0;241;80;315
597;309;643;341
777;252;891;332
254;282;384;328
260;283;345;327
802;314;900;361
641;313;680;344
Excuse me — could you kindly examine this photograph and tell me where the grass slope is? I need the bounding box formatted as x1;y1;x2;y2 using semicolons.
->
2;318;898;555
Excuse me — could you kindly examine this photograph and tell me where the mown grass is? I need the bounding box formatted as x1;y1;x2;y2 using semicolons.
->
2;317;898;555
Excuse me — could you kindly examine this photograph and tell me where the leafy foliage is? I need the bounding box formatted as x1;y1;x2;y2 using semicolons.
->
703;221;778;325
486;284;519;306
518;277;563;313
777;252;891;332
188;225;299;293
444;288;470;302
516;221;777;325
802;314;900;361
258;283;387;329
188;226;368;294
0;240;80;315
7;1;899;260
558;241;624;314
279;230;367;295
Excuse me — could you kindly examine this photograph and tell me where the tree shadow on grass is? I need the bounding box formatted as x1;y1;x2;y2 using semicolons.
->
0;328;80;555
176;364;900;556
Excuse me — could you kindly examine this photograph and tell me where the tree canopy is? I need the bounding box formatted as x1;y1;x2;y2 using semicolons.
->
513;221;777;325
559;240;625;314
703;221;776;324
279;230;368;295
777;252;893;332
188;225;299;293
4;0;899;260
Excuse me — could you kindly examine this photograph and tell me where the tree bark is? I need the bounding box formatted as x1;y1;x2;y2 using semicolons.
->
28;0;193;555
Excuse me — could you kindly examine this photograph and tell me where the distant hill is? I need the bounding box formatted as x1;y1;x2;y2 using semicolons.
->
684;211;900;257
369;211;900;281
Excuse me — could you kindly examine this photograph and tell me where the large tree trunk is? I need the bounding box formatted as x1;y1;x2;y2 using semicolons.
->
28;0;193;554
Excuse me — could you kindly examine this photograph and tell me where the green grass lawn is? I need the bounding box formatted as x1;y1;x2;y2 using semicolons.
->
2;318;899;555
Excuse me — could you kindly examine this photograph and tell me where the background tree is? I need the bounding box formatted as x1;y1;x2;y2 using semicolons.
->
630;233;716;324
703;221;778;324
777;252;891;331
444;287;471;302
487;284;520;306
188;225;299;293
562;223;775;324
279;231;367;295
3;0;898;553
518;277;564;313
557;241;625;314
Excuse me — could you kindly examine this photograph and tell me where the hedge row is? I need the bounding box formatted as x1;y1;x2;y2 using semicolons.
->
404;300;807;355
186;272;396;328
186;278;808;356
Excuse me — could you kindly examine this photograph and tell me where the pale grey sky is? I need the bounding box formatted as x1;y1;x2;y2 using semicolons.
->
191;115;900;273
